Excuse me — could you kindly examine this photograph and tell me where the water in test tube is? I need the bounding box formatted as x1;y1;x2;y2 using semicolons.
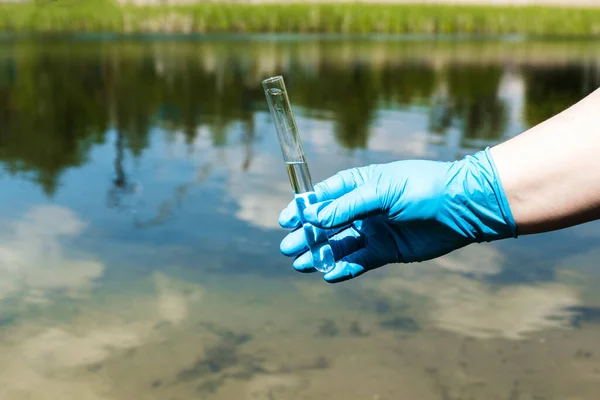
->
262;75;335;274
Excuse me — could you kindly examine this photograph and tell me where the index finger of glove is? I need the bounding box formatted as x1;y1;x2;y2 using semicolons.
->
278;168;365;229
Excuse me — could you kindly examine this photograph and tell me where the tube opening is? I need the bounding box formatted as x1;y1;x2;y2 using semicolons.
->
262;76;286;94
262;75;283;85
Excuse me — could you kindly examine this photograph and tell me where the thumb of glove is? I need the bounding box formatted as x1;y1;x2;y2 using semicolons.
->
303;182;381;229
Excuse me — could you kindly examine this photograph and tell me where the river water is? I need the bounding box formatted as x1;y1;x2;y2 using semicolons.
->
0;36;600;400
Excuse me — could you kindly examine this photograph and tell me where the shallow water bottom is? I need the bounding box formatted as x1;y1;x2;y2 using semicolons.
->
1;265;600;400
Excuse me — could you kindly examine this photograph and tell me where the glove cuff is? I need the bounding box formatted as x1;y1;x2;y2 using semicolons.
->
452;147;518;242
481;147;518;239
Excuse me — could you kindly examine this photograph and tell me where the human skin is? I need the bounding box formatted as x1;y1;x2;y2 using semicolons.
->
490;87;600;235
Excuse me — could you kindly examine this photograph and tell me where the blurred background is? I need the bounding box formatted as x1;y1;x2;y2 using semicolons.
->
0;1;600;399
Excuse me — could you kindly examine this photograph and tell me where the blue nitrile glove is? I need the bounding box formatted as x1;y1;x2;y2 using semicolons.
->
278;147;518;283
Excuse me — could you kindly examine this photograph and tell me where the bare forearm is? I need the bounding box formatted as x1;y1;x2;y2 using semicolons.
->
490;87;600;235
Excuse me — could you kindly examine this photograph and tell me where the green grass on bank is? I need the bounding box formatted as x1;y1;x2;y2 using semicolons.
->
1;0;600;36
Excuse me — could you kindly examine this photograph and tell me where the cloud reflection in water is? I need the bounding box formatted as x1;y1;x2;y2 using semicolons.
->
379;245;581;340
0;205;104;304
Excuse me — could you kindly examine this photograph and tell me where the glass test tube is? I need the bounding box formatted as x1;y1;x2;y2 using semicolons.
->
262;75;335;274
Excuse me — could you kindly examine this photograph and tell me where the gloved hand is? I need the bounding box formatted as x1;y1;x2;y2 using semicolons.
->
278;148;518;283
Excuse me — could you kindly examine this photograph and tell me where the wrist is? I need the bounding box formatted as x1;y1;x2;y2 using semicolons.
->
445;148;518;243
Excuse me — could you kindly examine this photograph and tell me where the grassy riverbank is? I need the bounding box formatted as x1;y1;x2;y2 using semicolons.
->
1;0;600;36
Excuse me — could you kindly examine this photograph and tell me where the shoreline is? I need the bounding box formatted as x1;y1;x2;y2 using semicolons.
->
1;1;599;35
117;0;600;6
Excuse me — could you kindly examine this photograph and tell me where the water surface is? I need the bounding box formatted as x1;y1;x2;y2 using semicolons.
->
0;36;600;399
